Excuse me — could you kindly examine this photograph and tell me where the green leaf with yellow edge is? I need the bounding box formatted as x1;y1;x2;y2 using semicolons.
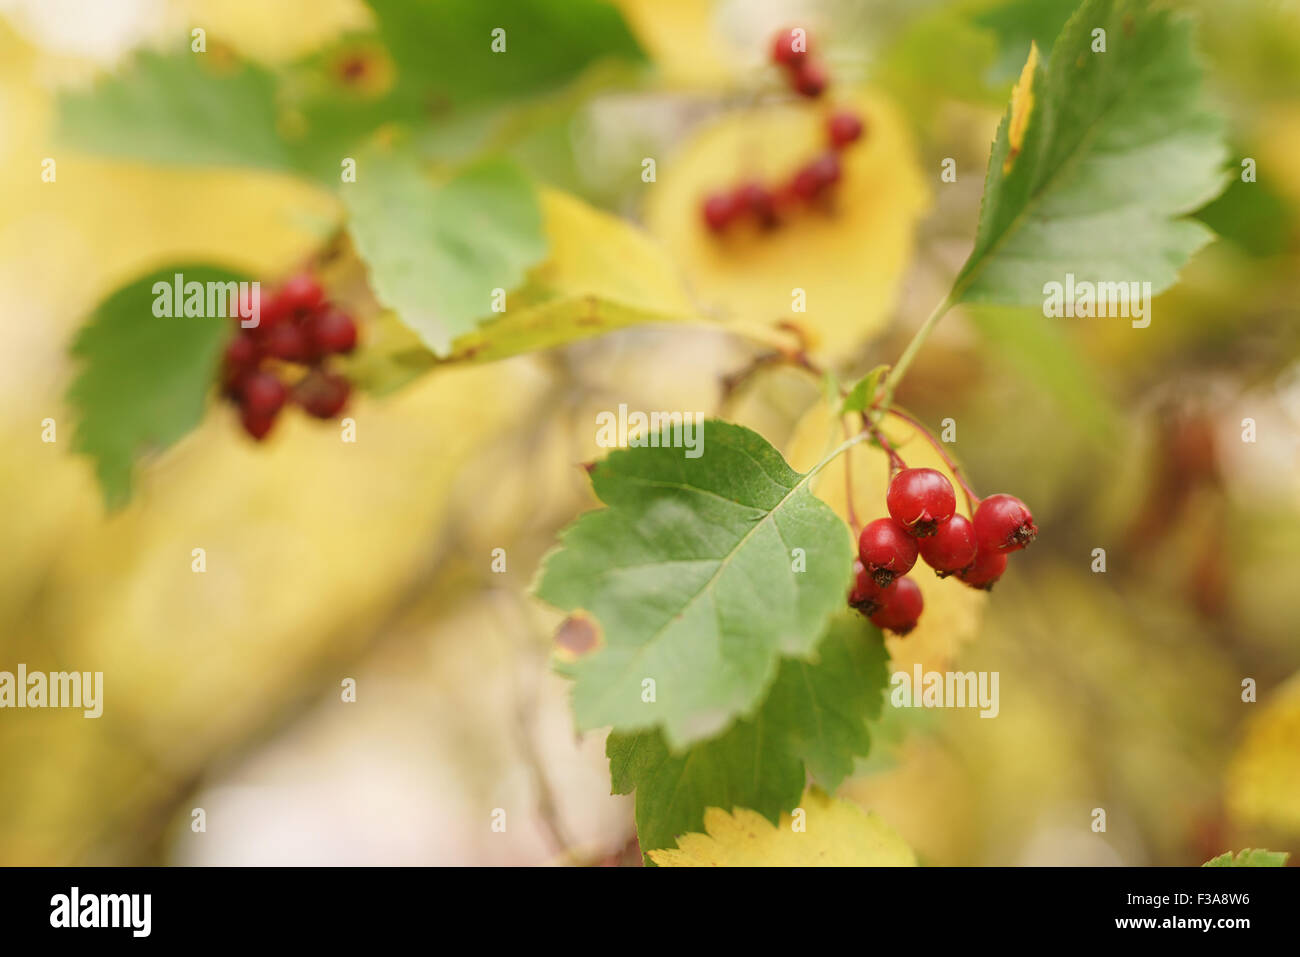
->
67;265;245;510
607;612;890;859
537;421;856;748
1203;849;1289;868
644;91;928;360
343;153;548;357
1225;671;1300;836
343;187;699;391
953;0;1229;308
648;787;916;867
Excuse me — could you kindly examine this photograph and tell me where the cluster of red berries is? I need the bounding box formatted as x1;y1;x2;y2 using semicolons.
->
849;468;1038;636
699;28;867;234
220;272;358;440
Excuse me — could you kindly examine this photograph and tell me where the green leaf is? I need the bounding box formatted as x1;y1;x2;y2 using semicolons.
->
56;51;291;171
343;153;548;356
536;422;856;748
973;0;1078;86
609;613;889;859
1202;848;1290;867
761;614;890;791
68;266;244;509
953;0;1229;308
840;365;889;416
367;0;644;110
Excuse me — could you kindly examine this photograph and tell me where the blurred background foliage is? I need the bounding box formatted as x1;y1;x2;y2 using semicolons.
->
0;0;1296;864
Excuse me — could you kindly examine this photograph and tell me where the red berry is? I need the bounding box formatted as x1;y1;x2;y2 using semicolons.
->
701;191;738;233
886;467;957;537
848;561;887;615
972;493;1038;553
240;370;287;417
918;513;978;575
307;309;358;355
857;517;918;586
771;27;810;67
276;272;324;316
294;370;351;419
869;577;923;636
262;322;311;362
792;59;828;98
734;181;779;228
827;110;865;149
957;548;1008;590
239;406;277;441
220;333;260;396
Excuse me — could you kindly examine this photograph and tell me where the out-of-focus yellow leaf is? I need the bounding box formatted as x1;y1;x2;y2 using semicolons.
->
1225;671;1300;835
784;402;987;672
644;91;928;360
182;0;372;62
612;0;737;88
648;788;915;867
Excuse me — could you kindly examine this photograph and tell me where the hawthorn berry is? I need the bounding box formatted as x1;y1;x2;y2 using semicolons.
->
957;548;1008;590
790;152;842;200
771;27;809;67
307;309;358;355
827;110;865;149
868;576;923;636
239;406;277;441
294;370;351;419
972;493;1038;553
792;59;828;98
277;272;324;315
734;181;779;228
918;513;978;576
886;467;957;537
240;370;288;418
857;517;918;586
262;322;311;362
848;561;886;615
701;191;738;233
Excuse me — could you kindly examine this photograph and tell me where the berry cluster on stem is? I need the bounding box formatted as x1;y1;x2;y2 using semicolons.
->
700;28;868;235
220;272;359;440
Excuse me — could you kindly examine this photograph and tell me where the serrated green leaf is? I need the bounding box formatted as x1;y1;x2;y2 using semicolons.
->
367;0;644;110
953;0;1229;308
67;266;244;509
56;51;291;171
609;613;889;859
840;364;889;416
1202;848;1290;867
343;153;548;356
763;614;890;791
537;422;856;748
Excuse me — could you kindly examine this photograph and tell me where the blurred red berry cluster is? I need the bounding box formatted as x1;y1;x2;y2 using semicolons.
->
700;28;868;235
220;272;358;440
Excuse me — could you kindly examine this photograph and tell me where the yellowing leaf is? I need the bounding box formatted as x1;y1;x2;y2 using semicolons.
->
644;92;928;360
784;403;987;672
1002;42;1038;174
1225;671;1300;835
613;0;737;88
347;187;701;389
648;788;916;867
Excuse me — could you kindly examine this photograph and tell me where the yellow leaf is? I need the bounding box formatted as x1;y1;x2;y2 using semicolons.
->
1003;42;1039;174
644;91;928;360
649;788;916;867
784;402;987;672
613;0;739;88
1225;671;1300;835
